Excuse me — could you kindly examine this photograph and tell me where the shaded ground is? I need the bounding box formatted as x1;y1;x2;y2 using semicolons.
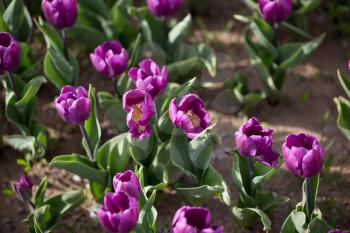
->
1;1;350;232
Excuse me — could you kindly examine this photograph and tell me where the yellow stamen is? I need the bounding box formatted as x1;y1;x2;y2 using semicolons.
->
132;104;143;123
187;110;200;128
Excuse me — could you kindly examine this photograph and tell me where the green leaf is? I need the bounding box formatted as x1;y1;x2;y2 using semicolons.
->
297;0;322;14
196;43;217;77
337;69;350;99
281;211;297;233
3;0;32;41
335;97;350;141
128;133;156;167
255;192;289;212
68;24;109;48
77;0;110;19
291;211;307;233
137;189;157;232
50;154;108;186
33;205;52;232
34;177;48;207
35;18;63;52
168;14;192;50
302;175;319;214
251;161;278;188
4;135;36;154
281;21;311;40
232;207;271;230
308;217;329;233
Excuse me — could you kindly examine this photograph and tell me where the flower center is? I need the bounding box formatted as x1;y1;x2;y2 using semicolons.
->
132;104;143;123
187;110;200;128
138;125;146;132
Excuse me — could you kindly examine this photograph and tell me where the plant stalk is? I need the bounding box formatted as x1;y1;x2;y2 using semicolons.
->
305;177;313;220
248;157;254;181
7;72;18;99
113;76;122;99
274;23;279;48
29;200;35;210
62;29;68;60
79;123;94;161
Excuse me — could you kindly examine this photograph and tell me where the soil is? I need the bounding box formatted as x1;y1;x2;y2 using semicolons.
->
1;1;350;233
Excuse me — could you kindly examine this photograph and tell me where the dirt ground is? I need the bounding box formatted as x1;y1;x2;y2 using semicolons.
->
1;1;350;233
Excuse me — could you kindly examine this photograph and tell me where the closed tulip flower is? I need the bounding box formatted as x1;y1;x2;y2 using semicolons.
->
172;206;224;233
235;117;279;167
147;0;183;17
41;0;78;29
0;32;20;74
98;192;139;233
113;170;141;200
169;94;211;140
90;41;128;79
282;133;325;177
128;59;167;98
258;0;292;24
123;89;154;138
55;85;90;125
14;176;33;202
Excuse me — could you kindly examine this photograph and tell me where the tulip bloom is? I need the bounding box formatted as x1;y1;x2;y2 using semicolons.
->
123;89;154;138
0;32;20;74
90;41;129;79
55;85;91;125
113;170;141;200
258;0;292;24
41;0;78;29
169;94;211;139
128;59;168;98
98;192;139;233
235;117;279;167
14;176;33;202
146;0;183;17
172;206;224;233
282;133;325;177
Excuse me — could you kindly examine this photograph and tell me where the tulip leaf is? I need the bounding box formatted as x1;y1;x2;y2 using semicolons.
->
337;69;350;99
281;211;298;233
77;0;110;19
68;24;109;48
137;189;157;232
281;21;311;40
168;14;192;50
302;175;319;213
168;51;203;83
308;217;329;233
34;177;48;207
232;207;271;231
297;0;322;14
83;85;101;157
335;97;350;141
128;133;157;167
50;154;108;186
251;161;278;188
255;191;289;212
195;43;217;77
176;184;223;204
35;18;63;53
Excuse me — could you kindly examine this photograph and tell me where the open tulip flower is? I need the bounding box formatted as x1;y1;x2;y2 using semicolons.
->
281;133;328;232
113;170;142;200
169;94;211;140
128;59;168;98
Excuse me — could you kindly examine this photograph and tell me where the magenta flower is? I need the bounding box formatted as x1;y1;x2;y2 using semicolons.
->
282;133;325;177
113;170;141;200
41;0;78;29
98;192;139;233
172;206;223;233
169;94;211;140
258;0;292;24
128;59;168;98
14;176;33;202
90;41;128;78
146;0;183;17
123;89;154;139
55;85;91;125
329;230;350;233
235;117;279;167
0;32;20;74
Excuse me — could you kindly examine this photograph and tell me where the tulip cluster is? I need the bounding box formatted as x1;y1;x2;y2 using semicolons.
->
98;171;141;233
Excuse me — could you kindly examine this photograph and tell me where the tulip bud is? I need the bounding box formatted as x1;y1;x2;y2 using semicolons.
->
235;117;279;167
90;41;128;79
282;133;325;177
98;191;139;233
172;206;224;233
55;85;91;125
13;176;33;202
128;59;168;98
41;0;78;29
113;170;141;200
146;0;183;17
169;94;211;139
0;32;20;74
123;89;154;139
258;0;292;24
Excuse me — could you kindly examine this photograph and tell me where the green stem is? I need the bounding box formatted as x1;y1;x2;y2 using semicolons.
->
79;123;94;161
7;72;18;99
29;200;35;210
305;177;313;221
274;23;279;48
248;157;254;181
113;76;122;99
62;29;68;60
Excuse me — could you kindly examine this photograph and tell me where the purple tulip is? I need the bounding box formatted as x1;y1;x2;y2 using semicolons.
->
172;206;224;233
41;0;78;29
55;85;91;125
90;41;129;79
113;170;141;200
13;176;33;202
0;32;20;74
146;0;183;17
282;133;325;177
169;94;211;140
123;89;154;139
128;59;168;98
258;0;292;24
98;191;139;233
235;117;279;167
329;230;350;233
